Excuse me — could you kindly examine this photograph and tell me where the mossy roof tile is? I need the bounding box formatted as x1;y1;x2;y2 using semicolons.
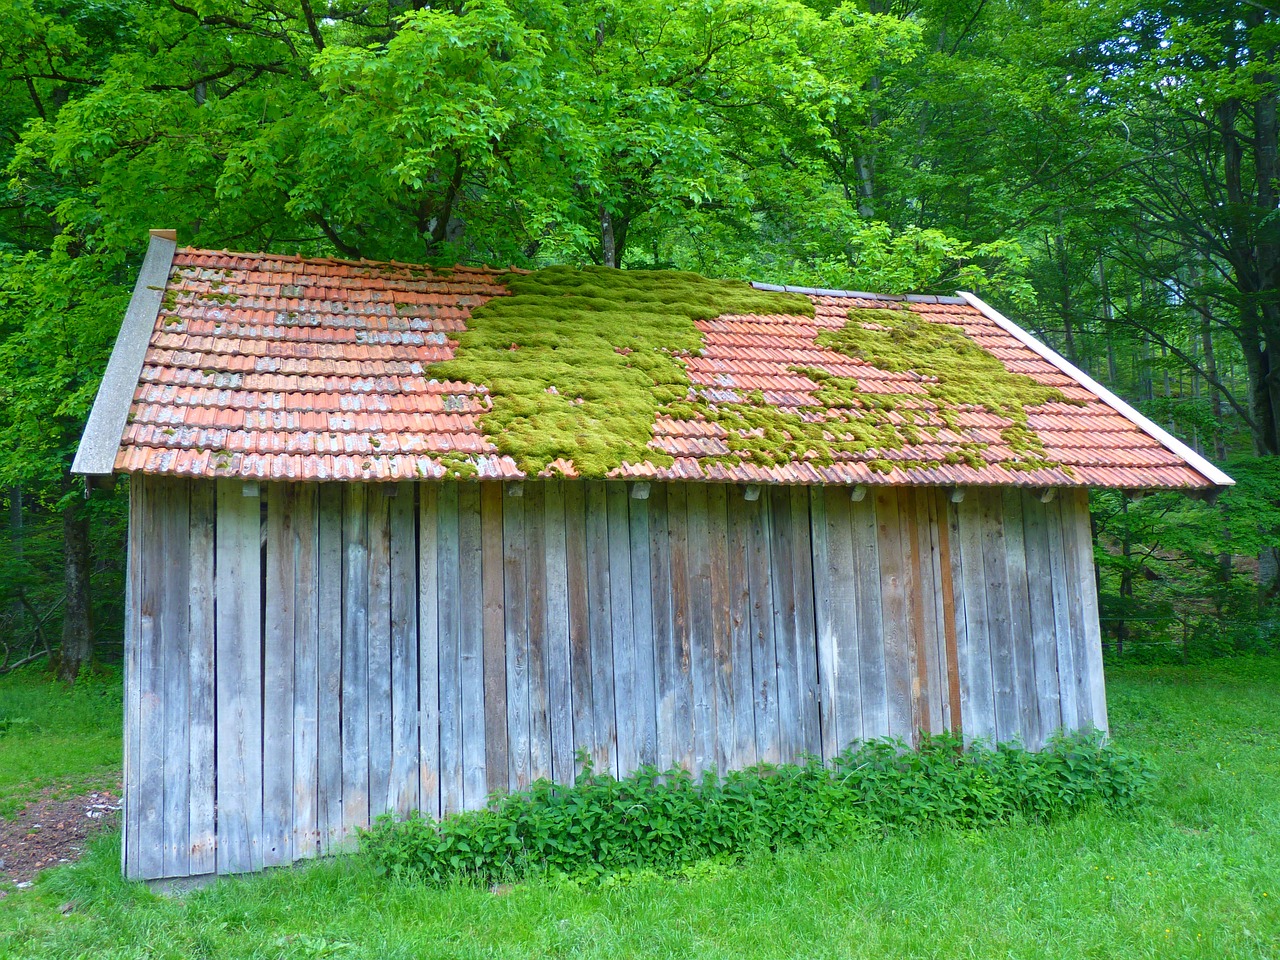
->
110;247;1220;489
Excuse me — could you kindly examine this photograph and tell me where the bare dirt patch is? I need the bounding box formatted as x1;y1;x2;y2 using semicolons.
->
0;787;120;889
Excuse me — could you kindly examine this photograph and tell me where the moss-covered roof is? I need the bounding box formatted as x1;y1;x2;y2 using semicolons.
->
106;248;1223;490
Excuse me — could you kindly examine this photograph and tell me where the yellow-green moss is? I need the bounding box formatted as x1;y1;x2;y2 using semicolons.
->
676;305;1066;474
427;266;813;476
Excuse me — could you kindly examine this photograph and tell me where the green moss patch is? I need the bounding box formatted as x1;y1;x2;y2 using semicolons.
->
427;266;811;477
672;305;1066;474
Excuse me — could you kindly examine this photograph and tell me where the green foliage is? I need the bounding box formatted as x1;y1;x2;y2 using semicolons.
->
360;731;1149;886
428;266;810;476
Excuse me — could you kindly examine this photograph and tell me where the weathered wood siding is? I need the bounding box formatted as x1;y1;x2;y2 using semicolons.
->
123;477;1107;880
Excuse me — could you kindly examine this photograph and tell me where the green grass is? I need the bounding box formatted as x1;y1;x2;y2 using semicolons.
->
1;659;1278;958
0;665;122;815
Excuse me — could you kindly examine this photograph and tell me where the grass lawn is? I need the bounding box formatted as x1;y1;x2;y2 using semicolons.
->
0;658;1278;959
0;666;122;816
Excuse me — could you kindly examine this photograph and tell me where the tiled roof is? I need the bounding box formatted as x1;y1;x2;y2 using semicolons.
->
110;247;1220;488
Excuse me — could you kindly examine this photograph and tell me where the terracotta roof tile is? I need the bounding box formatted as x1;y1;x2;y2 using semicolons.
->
110;247;1221;489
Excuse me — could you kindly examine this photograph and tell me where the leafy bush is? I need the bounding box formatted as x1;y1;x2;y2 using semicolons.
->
361;730;1150;885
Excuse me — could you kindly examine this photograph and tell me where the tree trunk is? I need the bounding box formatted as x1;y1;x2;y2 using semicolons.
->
600;204;617;269
58;498;93;683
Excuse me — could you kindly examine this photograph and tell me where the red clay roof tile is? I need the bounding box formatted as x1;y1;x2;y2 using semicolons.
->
110;247;1220;489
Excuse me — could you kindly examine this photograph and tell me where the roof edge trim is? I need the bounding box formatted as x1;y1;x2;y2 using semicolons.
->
72;232;178;476
750;281;967;305
957;291;1235;489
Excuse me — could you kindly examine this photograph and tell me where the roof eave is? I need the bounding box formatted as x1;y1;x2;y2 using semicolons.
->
72;230;178;477
957;291;1235;491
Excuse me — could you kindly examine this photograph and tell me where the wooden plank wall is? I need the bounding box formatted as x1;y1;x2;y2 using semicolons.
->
123;476;1108;880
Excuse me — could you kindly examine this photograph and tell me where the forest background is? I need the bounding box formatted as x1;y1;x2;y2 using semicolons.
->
1;0;1278;681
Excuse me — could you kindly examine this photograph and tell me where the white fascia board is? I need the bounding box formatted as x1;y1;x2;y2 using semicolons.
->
956;291;1234;489
72;232;178;476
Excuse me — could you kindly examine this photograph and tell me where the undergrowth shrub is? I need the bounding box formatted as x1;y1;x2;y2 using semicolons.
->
361;730;1149;885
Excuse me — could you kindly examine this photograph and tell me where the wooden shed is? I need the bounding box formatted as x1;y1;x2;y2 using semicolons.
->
74;231;1232;881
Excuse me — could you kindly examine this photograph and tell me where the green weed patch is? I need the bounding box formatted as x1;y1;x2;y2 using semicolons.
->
361;731;1148;886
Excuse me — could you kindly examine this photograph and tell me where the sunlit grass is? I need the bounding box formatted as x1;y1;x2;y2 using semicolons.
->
0;666;122;815
0;658;1277;959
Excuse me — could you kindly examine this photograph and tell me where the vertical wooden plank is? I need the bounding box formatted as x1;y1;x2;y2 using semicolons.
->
768;487;801;761
389;483;419;817
585;481;617;774
824;487;861;752
316;485;344;850
136;478;165;879
665;484;695;769
161;478;192;878
926;491;961;735
215;479;263;874
648;484;679;770
606;482;637;775
460;483;489;808
1020;491;1063;738
524;483;552;782
810;490;836;761
685;483;716;771
438;483;465;815
291;485;320;860
1044;494;1079;732
746;491;780;764
1067;489;1109;732
876;489;914;743
418;484;441;819
340;483;370;837
978;489;1018;744
852;493;888;741
503;485;531;793
366;489;393;819
726;488;757;769
936;492;965;736
906;489;939;736
263;483;296;868
565;482;595;770
789;487;821;757
543;481;574;784
123;477;144;877
955;492;996;743
628;486;659;768
706;484;734;771
187;480;216;876
1001;488;1041;748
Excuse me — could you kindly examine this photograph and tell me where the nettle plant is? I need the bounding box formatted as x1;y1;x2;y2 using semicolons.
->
360;731;1150;886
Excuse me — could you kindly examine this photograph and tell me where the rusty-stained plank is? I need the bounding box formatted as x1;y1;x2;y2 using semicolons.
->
931;490;964;736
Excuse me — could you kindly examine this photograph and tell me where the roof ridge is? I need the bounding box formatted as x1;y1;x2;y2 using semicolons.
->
176;247;521;276
750;281;969;305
